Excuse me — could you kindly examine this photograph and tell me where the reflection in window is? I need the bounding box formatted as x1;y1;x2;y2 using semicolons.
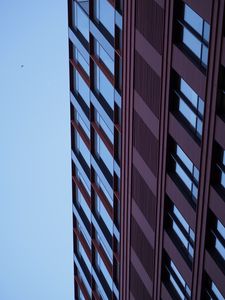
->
95;65;114;109
94;39;114;75
209;212;225;264
171;143;199;203
72;2;89;41
215;219;225;260
174;75;204;139
217;150;225;190
95;110;114;143
77;220;91;248
75;130;91;167
164;255;191;299
77;239;92;272
74;70;90;107
95;195;113;234
178;3;210;68
95;172;113;207
78;287;85;300
74;46;90;76
204;274;225;300
95;133;114;174
75;110;90;139
76;168;91;196
95;251;113;288
167;198;195;260
76;187;91;221
96;231;113;263
94;0;115;37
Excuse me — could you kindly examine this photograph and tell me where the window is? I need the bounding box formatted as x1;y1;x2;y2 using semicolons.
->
74;70;90;107
95;65;114;109
171;143;199;203
74;46;90;76
95;251;113;288
95;110;114;143
78;288;85;300
204;274;225;300
76;168;91;196
77;0;89;14
94;39;114;75
164;255;191;299
75;130;91;167
95;133;114;174
173;75;204;139
96;231;113;263
221;72;225;114
76;187;91;221
209;212;225;265
215;219;225;260
177;3;210;68
72;1;89;41
95;172;113;207
94;0;115;37
77;270;92;297
75;110;90;139
167;198;195;260
217;149;225;190
95;195;113;234
77;239;92;272
77;220;91;248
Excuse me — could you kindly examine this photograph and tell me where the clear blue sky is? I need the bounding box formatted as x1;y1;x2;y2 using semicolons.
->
0;1;74;299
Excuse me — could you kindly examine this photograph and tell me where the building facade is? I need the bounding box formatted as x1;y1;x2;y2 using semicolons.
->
69;0;225;299
68;0;122;299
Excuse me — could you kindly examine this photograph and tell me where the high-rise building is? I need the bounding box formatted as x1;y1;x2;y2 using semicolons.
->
68;0;225;299
68;1;122;299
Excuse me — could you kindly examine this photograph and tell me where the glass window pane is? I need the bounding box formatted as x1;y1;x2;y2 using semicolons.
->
203;22;210;42
77;169;91;195
96;173;113;206
215;239;225;258
96;196;113;233
74;47;89;75
184;4;203;35
75;111;90;138
77;188;91;221
180;79;198;108
74;3;89;41
95;40;114;74
75;71;90;106
96;252;113;288
76;132;91;166
171;261;185;287
183;27;202;59
202;45;208;66
174;206;189;232
212;282;225;300
96;110;114;143
176;146;193;174
95;0;115;37
96;134;114;174
218;220;225;240
176;163;192;191
78;240;92;271
179;98;197;128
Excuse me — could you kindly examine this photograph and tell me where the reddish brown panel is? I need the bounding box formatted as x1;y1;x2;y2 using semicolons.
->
131;216;154;280
134;51;161;118
130;263;152;300
136;0;164;54
132;165;156;229
133;111;159;176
